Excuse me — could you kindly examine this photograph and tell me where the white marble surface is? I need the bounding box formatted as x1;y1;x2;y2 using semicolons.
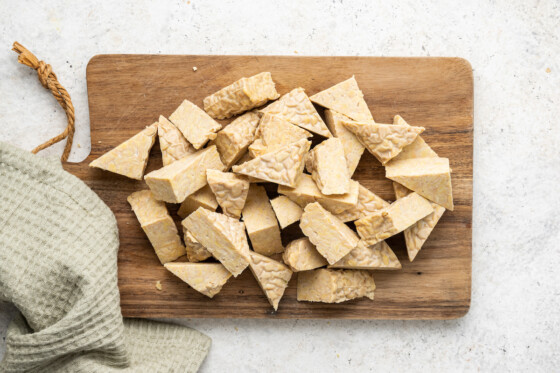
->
1;0;559;371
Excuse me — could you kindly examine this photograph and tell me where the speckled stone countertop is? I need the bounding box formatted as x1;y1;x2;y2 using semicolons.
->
1;0;559;371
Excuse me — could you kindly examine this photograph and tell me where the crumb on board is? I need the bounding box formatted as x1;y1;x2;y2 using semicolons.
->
155;281;162;291
77;143;81;148
98;141;102;143
193;66;198;71
546;67;551;73
234;326;238;331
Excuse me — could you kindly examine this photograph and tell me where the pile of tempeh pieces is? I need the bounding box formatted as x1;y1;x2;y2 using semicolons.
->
89;72;453;310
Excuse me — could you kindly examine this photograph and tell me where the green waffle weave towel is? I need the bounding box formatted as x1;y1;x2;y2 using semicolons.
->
0;142;211;372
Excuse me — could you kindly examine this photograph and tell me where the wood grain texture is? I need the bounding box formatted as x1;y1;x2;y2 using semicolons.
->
64;55;473;319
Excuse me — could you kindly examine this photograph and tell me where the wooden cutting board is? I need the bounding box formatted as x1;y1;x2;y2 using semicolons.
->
63;55;473;319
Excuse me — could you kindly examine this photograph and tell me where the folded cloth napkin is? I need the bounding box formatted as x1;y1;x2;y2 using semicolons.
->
0;142;211;372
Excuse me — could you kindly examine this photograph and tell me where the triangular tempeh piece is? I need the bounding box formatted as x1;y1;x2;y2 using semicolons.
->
330;240;401;270
282;238;328;272
248;113;312;157
334;183;389;223
305;137;350;195
309;76;373;122
212;111;261;169
249;251;292;311
297;269;375;303
389;115;437;162
355;192;434;246
89;123;157;180
342;121;424;165
206;169;250;218
232;139;311;187
127;190;186;264
393;182;446;261
324;109;366;176
203;72;280;119
164;262;232;298
183;208;250;277
260;88;331;137
169;99;222;149
242;185;284;256
386;157;453;210
158;115;195;166
387;115;447;260
184;230;213;262
300;202;360;265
